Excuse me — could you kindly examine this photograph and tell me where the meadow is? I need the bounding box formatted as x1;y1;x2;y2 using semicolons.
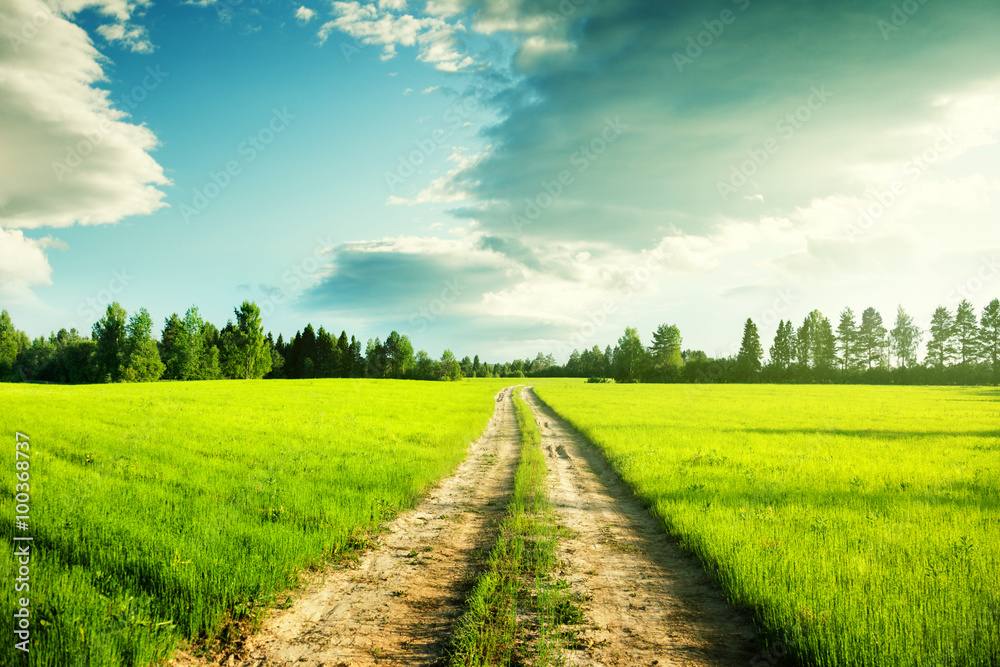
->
0;379;508;666
533;383;1000;667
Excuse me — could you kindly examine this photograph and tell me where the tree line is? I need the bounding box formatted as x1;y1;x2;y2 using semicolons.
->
0;301;548;384
539;298;999;385
1;297;997;385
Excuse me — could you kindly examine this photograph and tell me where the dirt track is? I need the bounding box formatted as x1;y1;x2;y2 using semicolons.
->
176;387;520;667
175;385;761;666
522;387;759;666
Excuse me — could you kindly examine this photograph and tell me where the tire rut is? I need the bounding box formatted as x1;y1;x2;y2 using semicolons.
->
523;387;760;667
178;387;522;667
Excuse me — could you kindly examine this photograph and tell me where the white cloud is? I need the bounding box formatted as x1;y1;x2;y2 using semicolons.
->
317;1;473;71
424;0;467;18
514;35;573;71
385;150;479;205
95;21;153;53
378;0;406;10
295;5;316;23
0;227;56;303
0;0;169;231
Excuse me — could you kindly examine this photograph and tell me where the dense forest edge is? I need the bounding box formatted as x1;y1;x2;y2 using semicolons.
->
1;297;998;386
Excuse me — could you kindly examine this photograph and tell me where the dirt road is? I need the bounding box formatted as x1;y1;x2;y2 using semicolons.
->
522;387;759;666
176;385;762;666
182;387;521;667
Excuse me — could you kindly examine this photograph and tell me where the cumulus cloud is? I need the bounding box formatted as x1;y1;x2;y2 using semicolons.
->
295;5;316;24
0;227;58;303
299;0;1000;355
0;0;169;230
317;0;473;71
95;20;153;53
0;0;169;305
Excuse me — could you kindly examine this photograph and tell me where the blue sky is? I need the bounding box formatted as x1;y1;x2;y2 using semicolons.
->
2;0;999;362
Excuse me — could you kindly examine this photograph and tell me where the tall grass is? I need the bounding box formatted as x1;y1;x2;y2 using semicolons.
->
0;379;508;666
449;389;579;666
533;383;1000;667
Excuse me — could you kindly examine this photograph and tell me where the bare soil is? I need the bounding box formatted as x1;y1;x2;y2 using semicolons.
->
172;387;520;667
522;387;760;666
174;385;763;667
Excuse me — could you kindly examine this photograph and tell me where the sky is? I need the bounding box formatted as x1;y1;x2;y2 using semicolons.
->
1;0;999;362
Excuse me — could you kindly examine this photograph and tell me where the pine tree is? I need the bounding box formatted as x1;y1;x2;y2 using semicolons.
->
836;307;860;372
736;318;763;381
337;331;350;377
926;306;957;368
795;316;813;368
981;299;1000;382
811;312;837;373
858;307;888;369
160;313;194;380
888;305;921;369
768;319;795;372
954;299;981;365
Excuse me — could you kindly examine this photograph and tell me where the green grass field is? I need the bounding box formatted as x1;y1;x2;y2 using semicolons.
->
0;379;507;666
533;383;1000;667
